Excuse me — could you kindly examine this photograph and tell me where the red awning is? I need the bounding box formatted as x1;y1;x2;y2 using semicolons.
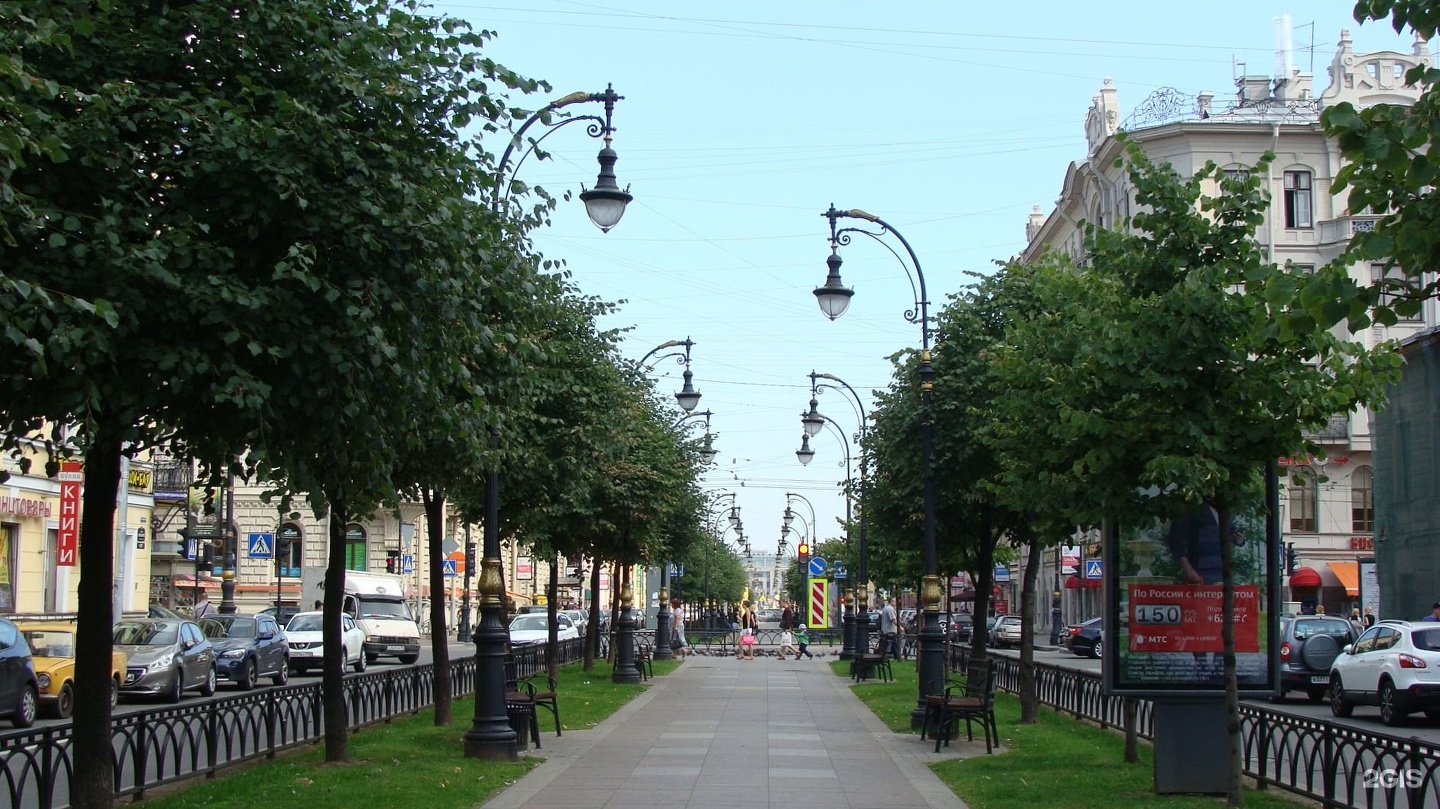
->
1064;575;1100;590
1289;566;1322;588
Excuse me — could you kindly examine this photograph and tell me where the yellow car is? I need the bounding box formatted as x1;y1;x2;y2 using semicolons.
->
16;622;126;719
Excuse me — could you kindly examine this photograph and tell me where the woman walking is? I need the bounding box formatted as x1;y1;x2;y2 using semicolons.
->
738;600;758;660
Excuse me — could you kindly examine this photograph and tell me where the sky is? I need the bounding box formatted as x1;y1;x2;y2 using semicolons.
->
431;1;1415;563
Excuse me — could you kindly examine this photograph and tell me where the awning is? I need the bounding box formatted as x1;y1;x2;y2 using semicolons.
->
1289;566;1322;588
1064;575;1100;590
1328;561;1360;597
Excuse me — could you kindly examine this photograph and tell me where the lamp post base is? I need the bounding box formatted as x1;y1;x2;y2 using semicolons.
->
839;601;855;661
462;599;518;761
612;607;642;684
911;575;945;730
654;607;673;661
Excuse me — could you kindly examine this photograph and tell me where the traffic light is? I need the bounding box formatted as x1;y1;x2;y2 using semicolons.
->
797;542;810;566
465;542;476;573
1285;543;1297;576
385;551;400;574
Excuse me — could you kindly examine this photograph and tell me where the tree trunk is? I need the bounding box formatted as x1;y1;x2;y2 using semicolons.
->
322;499;350;762
547;562;559;678
1019;530;1043;723
424;489;451;725
969;518;997;683
71;425;122;809
595;561;611;664
1218;503;1243;807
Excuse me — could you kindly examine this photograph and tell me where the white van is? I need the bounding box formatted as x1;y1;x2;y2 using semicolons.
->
303;569;421;664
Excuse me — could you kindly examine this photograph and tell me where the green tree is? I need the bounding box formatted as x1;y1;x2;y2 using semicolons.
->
988;142;1397;804
0;2;546;796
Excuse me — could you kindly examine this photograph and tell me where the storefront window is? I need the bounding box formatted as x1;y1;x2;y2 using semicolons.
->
0;524;16;612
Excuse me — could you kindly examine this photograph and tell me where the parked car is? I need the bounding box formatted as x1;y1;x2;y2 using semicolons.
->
1329;619;1440;725
258;605;302;628
562;609;589;636
1065;617;1104;659
17;621;126;717
148;603;187;620
114;618;216;703
990;615;1023;648
950;614;974;643
758;608;782;624
283;611;367;674
0;617;38;727
508;613;580;644
1275;614;1356;703
199;614;290;689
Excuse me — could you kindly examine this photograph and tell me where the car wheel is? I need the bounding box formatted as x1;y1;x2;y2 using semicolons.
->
54;683;75;719
167;669;185;704
272;659;290;686
1306;687;1327;704
110;677;119;709
353;650;366;672
13;686;37;728
1380;680;1405;726
1424;709;1440;722
1090;640;1103;660
199;667;217;697
237;658;257;691
1330;675;1353;717
398;653;419;665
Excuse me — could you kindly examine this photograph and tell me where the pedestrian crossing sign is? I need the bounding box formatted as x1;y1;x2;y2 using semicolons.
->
1085;559;1102;579
442;559;457;577
247;533;274;559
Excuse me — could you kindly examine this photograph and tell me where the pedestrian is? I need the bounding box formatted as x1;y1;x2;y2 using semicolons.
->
1424;601;1440;623
780;600;794;631
879;597;899;659
1349;608;1364;636
1316;605;1327;616
670;597;689;658
738;599;758;660
778;628;798;660
1363;605;1377;628
796;625;814;659
194;592;216;618
313;599;323;611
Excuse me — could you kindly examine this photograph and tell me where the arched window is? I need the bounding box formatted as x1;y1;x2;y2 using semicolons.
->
277;522;304;578
1352;465;1374;533
1288;466;1318;532
344;523;367;571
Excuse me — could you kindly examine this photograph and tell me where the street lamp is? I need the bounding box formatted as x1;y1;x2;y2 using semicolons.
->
641;338;702;413
675;409;718;465
815;203;939;727
467;87;632;761
806;371;870;662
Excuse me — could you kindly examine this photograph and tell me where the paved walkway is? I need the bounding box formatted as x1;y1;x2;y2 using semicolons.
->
482;654;978;809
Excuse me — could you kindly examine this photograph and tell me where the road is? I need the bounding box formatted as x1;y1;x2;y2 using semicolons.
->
988;643;1440;743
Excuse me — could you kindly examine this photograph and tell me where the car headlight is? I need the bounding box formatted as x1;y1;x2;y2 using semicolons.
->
37;673;50;689
146;654;175;671
220;649;245;659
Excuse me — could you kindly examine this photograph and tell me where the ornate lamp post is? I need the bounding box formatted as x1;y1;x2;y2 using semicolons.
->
814;204;939;727
675;409;718;465
804;371;870;661
466;87;631;761
641;337;702;413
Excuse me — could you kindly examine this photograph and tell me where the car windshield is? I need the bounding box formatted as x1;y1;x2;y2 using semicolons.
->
199;617;255;639
287;615;323;632
114;622;177;646
356;599;410;619
21;630;75;658
1411;628;1440;651
1292;619;1351;640
510;615;547;632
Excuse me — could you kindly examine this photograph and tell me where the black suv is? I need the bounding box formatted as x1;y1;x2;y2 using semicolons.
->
1275;614;1357;703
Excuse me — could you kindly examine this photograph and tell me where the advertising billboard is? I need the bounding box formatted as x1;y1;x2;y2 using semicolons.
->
1105;474;1279;696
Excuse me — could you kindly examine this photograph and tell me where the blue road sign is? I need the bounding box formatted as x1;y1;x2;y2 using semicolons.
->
995;564;1011;583
808;556;828;577
668;563;684;578
247;533;273;559
402;554;414;574
442;559;457;577
1085;559;1102;579
833;564;847;580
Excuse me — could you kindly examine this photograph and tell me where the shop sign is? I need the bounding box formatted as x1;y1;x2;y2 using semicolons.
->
127;467;153;493
1350;536;1374;550
0;496;51;518
57;461;82;566
516;556;533;581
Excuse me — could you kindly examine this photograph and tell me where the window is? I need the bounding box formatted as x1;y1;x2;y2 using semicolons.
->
0;524;14;612
1284;171;1313;228
344;523;367;571
1371;264;1423;321
1352;465;1374;533
1288;466;1318;532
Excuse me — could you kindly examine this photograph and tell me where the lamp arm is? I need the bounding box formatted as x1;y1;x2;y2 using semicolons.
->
832;211;930;350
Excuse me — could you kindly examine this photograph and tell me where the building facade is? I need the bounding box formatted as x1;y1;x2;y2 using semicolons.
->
1016;29;1433;626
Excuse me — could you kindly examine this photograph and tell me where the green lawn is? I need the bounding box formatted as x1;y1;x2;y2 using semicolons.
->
837;658;1309;808
140;658;670;809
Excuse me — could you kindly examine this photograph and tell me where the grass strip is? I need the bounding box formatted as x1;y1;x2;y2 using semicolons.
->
837;658;1307;808
141;658;670;809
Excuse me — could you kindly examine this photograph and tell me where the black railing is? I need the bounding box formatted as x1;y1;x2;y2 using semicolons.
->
0;637;586;809
949;644;1440;808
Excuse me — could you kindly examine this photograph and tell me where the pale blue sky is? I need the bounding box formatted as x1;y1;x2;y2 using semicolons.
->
435;1;1413;561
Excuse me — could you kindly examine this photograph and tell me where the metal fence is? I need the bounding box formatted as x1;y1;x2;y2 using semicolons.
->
950;645;1440;809
0;637;585;809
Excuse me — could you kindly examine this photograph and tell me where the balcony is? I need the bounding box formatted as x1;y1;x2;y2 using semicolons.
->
153;461;193;502
1303;414;1350;443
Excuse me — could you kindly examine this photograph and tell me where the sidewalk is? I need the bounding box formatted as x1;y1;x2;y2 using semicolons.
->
482;655;976;809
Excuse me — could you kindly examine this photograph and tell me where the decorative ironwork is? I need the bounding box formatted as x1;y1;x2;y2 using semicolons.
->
1122;87;1322;131
1121;87;1199;130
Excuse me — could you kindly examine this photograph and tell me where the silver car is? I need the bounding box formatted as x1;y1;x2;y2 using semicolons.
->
990;615;1024;648
115;619;216;702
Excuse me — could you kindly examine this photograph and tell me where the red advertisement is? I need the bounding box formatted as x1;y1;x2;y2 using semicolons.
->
57;461;82;567
1128;583;1260;654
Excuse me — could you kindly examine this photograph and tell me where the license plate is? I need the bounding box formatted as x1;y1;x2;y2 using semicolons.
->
293;650;313;657
387;645;404;652
1311;676;1329;685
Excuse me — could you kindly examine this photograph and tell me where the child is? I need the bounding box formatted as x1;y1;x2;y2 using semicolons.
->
778;628;798;660
796;625;814;659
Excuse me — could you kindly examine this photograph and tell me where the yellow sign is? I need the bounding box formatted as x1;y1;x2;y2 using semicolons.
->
127;467;153;493
535;595;548;605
